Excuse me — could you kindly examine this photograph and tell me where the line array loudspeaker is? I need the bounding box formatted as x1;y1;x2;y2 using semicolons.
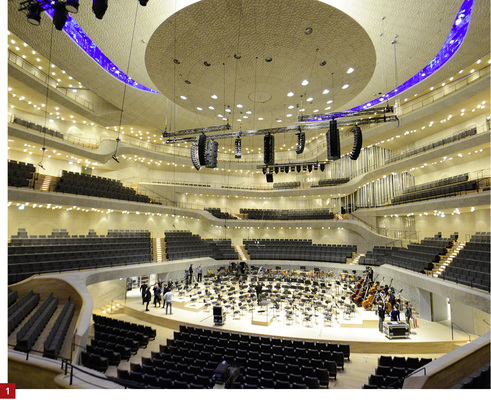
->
350;125;362;160
326;119;340;160
266;173;273;183
296;129;305;154
205;138;218;168
198;133;207;165
264;133;275;165
235;138;242;159
191;141;201;170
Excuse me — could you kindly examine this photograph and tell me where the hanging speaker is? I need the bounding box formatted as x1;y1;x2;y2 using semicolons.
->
264;133;275;165
198;133;207;165
191;141;201;170
285;166;289;173
205;138;218;168
350;125;363;160
296;165;301;173
235;137;242;158
320;163;325;172
296;129;305;154
266;173;273;183
326;119;340;160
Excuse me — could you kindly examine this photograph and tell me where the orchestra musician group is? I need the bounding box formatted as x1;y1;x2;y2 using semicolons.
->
350;267;408;331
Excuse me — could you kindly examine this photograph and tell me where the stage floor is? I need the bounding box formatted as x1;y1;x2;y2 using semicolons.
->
104;288;473;354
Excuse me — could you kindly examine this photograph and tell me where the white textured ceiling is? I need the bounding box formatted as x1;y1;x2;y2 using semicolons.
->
7;0;491;135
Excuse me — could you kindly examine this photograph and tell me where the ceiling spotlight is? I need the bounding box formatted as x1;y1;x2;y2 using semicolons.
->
301;79;309;86
234;54;241;59
265;57;272;62
53;2;68;31
27;3;43;26
138;0;149;5
204;61;211;67
319;61;327;66
305;27;313;35
92;0;108;20
173;58;180;64
65;0;80;13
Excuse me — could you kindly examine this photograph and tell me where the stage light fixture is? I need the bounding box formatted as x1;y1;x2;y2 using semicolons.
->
53;2;68;31
93;0;108;19
65;0;80;13
285;166;289;173
112;154;119;163
138;0;149;5
27;2;43;26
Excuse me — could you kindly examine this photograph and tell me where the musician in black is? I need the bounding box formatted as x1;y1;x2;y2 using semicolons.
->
377;300;386;332
405;302;412;326
387;289;396;309
255;281;263;305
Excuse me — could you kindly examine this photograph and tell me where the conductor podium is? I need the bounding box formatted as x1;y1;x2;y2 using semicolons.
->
213;305;226;325
383;321;410;339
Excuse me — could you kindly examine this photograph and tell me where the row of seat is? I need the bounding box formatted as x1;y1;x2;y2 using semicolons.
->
43;300;75;359
452;363;490;389
92;314;156;340
8;290;40;335
386;127;477;165
15;294;58;352
165;231;239;261
204;208;237;219
240;208;334;220
391;180;478;205
13;117;64;139
398;173;468;196
8;159;36;188
8;288;17;307
55;170;154;204
364;356;433;389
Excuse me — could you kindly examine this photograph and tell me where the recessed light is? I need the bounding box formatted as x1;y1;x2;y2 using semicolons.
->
211;94;218;99
287;92;294;97
196;107;203;111
342;84;349;89
322;89;329;94
347;67;354;74
301;79;309;86
180;95;187;100
306;97;313;102
208;106;214;110
237;104;243;108
288;105;294;109
327;100;333;104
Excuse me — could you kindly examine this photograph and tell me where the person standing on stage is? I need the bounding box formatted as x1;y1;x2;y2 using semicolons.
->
405;302;412;326
153;283;161;308
163;287;174;315
197;264;203;282
143;287;151;311
377;300;386;332
140;281;148;305
255;281;263;305
390;304;401;322
162;283;169;309
188;264;194;285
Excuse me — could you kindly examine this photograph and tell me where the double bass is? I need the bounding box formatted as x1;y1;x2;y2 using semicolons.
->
362;281;380;310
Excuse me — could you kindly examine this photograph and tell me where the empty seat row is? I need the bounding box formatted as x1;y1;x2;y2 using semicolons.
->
43;300;75;359
8;290;40;335
15;294;58;352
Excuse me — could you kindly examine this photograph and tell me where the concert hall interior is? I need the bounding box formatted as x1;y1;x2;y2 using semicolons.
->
5;0;491;392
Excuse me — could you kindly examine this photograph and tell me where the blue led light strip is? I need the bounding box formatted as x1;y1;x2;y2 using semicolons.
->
304;0;474;121
43;6;159;94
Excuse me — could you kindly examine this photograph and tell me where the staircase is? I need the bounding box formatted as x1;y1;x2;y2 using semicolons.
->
350;253;363;265
433;241;465;278
235;245;250;260
34;174;57;191
153;238;166;262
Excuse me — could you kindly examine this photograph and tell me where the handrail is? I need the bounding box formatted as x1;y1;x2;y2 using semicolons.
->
451;322;471;342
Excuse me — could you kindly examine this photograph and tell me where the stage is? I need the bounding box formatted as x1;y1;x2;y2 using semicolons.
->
102;287;472;354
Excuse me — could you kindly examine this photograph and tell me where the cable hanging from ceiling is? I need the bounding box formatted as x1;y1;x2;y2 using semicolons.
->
113;1;140;163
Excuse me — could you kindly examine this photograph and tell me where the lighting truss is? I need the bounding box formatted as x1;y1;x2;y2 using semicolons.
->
298;105;394;123
165;113;398;143
162;123;231;139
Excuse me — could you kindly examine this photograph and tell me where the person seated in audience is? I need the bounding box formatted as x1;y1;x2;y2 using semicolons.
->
390;304;400;322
